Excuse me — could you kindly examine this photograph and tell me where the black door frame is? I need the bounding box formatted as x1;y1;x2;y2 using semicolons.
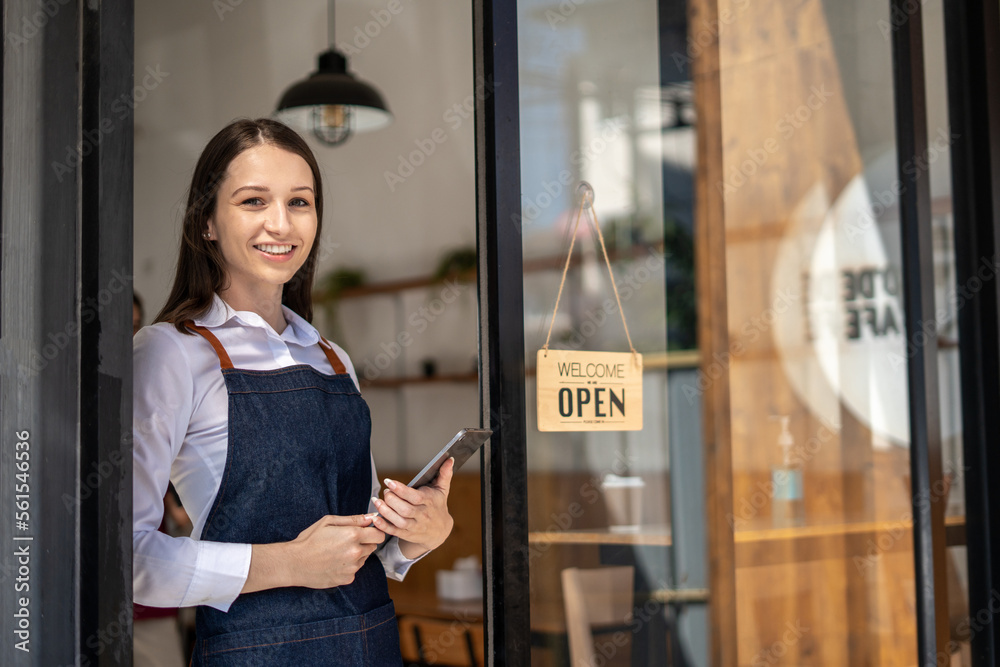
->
942;0;1000;664
891;0;1000;663
0;0;134;665
473;1;530;665
889;0;952;659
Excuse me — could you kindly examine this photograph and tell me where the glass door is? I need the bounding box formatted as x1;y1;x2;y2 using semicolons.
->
509;0;954;665
516;1;704;665
922;2;972;664
476;0;1000;662
695;0;932;663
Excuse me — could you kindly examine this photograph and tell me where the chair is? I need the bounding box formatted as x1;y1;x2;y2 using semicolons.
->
561;566;635;667
398;614;483;667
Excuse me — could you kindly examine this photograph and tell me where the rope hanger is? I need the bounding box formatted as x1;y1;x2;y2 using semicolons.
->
541;182;638;361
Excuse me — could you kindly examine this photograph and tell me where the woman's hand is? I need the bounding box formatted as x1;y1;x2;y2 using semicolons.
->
242;514;385;593
371;457;455;560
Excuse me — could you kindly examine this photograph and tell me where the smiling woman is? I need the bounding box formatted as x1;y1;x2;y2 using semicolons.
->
133;118;455;666
204;144;318;332
154;119;326;331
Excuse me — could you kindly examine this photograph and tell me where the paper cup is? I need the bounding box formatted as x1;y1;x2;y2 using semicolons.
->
600;474;645;532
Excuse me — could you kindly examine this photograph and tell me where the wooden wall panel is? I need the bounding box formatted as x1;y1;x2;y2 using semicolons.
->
695;0;920;664
690;0;737;661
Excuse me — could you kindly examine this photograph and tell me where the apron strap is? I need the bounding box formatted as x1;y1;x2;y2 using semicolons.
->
318;336;348;375
183;321;234;370
182;320;347;376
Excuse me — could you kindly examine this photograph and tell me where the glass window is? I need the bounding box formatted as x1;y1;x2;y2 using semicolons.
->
923;1;970;664
515;0;959;664
518;0;705;664
713;0;920;663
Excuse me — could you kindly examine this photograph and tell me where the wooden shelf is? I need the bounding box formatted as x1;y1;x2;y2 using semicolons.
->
335;273;475;300
361;372;479;389
521;240;666;275
330;245;698;395
321;242;666;301
528;525;672;546
643;350;700;369
524;350;700;378
527;515;966;550
360;351;700;390
734;513;966;545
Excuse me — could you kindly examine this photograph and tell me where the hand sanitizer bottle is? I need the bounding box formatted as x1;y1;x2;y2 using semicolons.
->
770;415;804;527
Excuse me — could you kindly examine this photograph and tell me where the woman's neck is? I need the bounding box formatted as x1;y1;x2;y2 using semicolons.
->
218;284;287;334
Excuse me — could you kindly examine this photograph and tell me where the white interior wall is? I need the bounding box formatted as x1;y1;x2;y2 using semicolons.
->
134;0;476;311
134;0;479;468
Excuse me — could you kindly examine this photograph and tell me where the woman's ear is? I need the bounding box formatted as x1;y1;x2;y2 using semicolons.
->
204;218;216;240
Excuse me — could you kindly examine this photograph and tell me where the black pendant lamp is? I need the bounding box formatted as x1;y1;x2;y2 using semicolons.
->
276;0;391;146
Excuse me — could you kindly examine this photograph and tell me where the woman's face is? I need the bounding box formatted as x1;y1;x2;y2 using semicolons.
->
206;143;317;301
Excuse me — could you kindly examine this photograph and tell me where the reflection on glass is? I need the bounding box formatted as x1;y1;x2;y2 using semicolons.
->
714;0;922;663
520;0;962;663
518;0;703;664
923;0;970;663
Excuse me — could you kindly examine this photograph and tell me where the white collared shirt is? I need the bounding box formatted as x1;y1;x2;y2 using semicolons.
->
133;294;419;612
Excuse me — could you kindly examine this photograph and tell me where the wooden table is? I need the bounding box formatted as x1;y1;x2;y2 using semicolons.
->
527;516;967;665
388;585;574;662
389;586;484;623
385;515;967;664
528;526;692;666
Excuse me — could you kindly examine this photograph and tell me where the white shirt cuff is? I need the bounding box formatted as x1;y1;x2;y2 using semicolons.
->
378;536;428;582
183;542;252;612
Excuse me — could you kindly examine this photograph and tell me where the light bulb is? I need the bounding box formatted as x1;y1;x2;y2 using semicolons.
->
311;104;353;146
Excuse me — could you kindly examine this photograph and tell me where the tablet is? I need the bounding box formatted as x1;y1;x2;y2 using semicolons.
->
405;427;492;489
370;428;491;521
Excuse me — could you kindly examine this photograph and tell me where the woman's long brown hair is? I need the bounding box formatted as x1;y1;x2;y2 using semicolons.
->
154;118;325;333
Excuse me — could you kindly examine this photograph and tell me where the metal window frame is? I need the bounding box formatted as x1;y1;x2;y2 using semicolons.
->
943;0;1000;664
874;0;1000;664
888;0;952;661
80;1;135;663
0;0;133;664
473;1;530;665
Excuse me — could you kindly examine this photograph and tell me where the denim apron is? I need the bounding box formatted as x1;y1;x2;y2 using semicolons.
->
184;322;402;666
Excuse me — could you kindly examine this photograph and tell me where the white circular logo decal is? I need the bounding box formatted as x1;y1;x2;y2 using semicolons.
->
773;176;913;448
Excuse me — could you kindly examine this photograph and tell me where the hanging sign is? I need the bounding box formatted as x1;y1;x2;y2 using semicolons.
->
536;349;643;431
536;182;644;432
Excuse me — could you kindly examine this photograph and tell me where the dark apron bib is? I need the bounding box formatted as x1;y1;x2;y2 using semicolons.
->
184;322;401;667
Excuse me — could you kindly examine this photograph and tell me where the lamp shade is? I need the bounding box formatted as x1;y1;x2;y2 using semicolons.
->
276;49;392;137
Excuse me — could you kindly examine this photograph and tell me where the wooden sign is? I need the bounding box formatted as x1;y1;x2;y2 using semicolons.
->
536;350;643;431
